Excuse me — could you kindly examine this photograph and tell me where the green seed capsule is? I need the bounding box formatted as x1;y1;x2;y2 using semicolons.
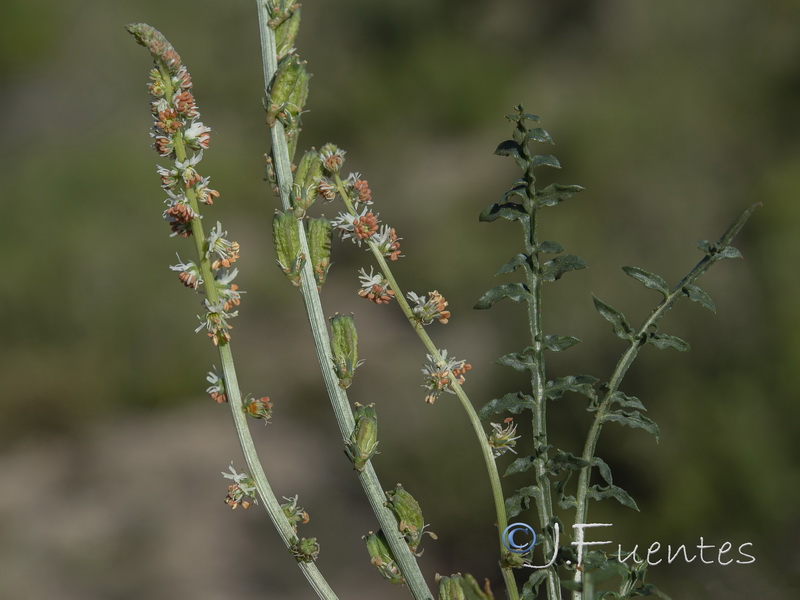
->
330;313;360;388
437;576;466;600
385;484;437;555
268;54;306;124
363;530;404;585
275;6;301;60
290;536;319;563
307;218;331;288
345;402;378;471
272;211;304;286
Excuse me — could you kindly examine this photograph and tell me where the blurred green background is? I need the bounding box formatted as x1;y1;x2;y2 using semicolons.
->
1;0;798;598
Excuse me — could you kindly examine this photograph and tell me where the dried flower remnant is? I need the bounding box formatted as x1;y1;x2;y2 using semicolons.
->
357;267;395;304
422;349;472;404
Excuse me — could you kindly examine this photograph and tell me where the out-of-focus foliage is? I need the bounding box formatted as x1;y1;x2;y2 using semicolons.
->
1;0;798;598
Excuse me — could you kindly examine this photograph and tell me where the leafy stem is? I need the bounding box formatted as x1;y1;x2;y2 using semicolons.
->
571;202;760;598
255;3;434;599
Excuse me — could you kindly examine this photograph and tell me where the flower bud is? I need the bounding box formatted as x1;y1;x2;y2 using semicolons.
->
330;313;360;388
345;403;379;471
363;530;404;585
319;142;346;174
272;211;305;286
308;218;332;288
385;484;437;555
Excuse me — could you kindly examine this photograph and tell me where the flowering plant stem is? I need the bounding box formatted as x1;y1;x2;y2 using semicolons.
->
255;4;434;599
332;175;522;600
570;202;760;598
148;59;339;599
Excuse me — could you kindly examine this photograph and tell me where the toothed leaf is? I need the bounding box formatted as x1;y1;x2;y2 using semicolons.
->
592;295;635;341
479;393;536;418
602;410;660;441
543;335;581;352
474;283;531;309
622;266;669;296
682;284;716;313
648;333;690;352
542;254;586;282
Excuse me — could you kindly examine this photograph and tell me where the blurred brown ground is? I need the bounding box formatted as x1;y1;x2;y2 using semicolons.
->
1;0;799;598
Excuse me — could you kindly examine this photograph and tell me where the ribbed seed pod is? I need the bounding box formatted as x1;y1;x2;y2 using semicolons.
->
345;402;378;471
363;530;404;585
330;313;359;388
307;217;332;288
273;211;304;286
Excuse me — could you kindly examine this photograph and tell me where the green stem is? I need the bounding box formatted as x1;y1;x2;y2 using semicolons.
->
522;204;560;600
570;203;759;599
334;175;521;600
255;4;434;599
163;73;340;600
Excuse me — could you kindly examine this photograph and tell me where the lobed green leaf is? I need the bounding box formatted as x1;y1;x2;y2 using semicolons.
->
647;333;690;352
536;183;585;208
496;253;531;276
682;284;716;313
592;295;635;341
505;485;540;519
521;570;549;600
543;335;581;352
496;352;536;372
479;202;526;223
537;240;565;254
474;283;531;309
542;254;587;282
587;484;639;511
479;392;536;418
602;410;660;441
545;374;599;401
608;391;646;411
526;128;554;144
504;456;536;476
621;266;669;297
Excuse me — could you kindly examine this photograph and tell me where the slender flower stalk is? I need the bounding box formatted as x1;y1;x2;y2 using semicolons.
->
254;5;435;599
126;22;339;600
331;173;522;600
